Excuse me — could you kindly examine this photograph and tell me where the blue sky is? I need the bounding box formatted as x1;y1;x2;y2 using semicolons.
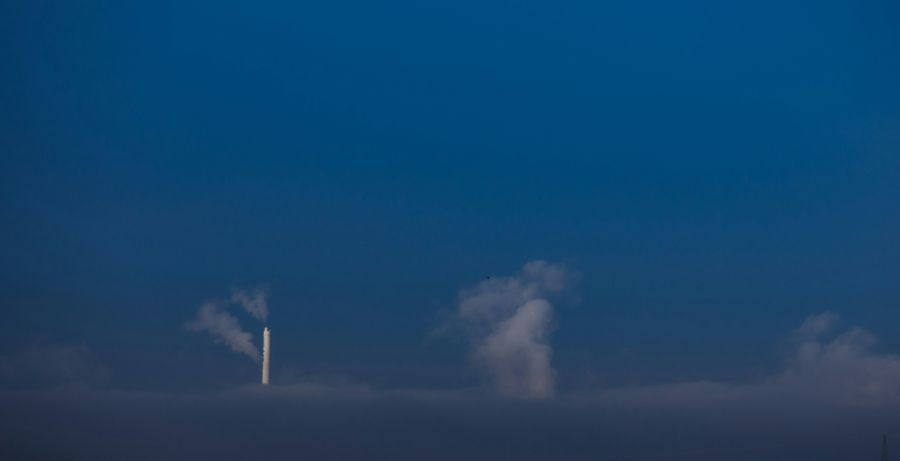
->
3;2;900;459
2;0;899;396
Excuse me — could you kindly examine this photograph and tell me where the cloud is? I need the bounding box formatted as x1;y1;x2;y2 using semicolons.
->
456;261;578;399
476;299;555;398
186;301;260;362
587;312;900;407
0;344;110;389
775;313;900;405
231;286;269;323
791;311;839;341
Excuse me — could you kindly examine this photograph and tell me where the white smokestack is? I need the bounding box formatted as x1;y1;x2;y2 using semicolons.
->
261;327;270;385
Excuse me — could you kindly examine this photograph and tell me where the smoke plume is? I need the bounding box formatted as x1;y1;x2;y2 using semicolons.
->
232;286;269;322
457;261;577;399
186;301;260;362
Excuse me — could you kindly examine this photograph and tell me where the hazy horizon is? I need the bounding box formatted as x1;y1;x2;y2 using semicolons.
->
2;0;899;459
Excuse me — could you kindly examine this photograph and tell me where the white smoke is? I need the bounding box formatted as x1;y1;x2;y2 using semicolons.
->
232;286;269;323
457;261;577;399
186;301;260;362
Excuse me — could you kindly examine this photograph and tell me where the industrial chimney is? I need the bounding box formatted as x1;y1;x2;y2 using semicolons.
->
262;327;270;385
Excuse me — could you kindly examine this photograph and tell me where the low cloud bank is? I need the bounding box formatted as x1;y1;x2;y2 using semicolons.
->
0;384;895;461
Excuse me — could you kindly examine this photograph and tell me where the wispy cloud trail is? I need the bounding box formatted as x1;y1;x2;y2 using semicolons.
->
232;286;269;323
186;301;260;362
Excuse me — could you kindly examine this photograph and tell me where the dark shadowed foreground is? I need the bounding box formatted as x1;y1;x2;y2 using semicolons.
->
1;385;895;461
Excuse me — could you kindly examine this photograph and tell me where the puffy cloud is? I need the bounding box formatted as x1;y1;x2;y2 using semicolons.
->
588;312;900;407
476;299;556;398
457;261;577;399
775;314;900;405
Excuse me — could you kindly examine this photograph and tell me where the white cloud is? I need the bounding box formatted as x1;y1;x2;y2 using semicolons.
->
457;261;577;399
587;312;900;407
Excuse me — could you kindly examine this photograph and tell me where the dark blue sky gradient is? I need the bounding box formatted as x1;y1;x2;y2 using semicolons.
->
2;0;899;391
